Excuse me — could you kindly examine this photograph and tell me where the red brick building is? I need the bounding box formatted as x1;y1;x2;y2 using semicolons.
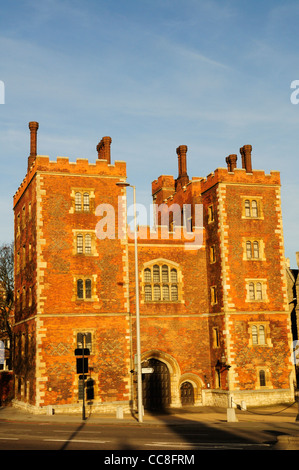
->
12;122;295;414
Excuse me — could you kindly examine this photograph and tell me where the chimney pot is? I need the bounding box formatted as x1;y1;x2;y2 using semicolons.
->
175;144;189;189
240;145;252;173
97;136;112;163
226;154;237;172
28;121;39;171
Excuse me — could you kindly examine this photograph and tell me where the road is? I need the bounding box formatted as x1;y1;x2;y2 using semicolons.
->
0;418;296;451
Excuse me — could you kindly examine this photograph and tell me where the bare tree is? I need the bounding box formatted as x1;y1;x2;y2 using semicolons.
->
0;242;14;368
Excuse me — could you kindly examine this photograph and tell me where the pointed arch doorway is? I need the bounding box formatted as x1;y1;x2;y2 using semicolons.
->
141;358;171;410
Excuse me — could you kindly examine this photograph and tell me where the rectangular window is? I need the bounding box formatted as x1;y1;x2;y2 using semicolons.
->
77;332;92;352
208;205;214;223
212;327;219;348
210;245;216;263
211;286;217;305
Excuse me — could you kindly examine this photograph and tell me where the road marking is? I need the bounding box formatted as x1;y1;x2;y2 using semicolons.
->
0;437;19;440
145;441;270;449
44;439;110;444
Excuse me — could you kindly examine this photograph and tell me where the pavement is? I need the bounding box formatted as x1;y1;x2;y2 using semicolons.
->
0;402;299;426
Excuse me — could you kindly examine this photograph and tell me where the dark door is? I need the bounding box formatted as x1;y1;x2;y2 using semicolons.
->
180;381;194;405
142;358;171;410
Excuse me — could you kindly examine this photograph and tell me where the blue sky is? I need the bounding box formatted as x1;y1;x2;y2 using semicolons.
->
1;0;299;265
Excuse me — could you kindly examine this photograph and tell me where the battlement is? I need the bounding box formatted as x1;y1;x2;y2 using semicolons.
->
13;122;127;208
13;154;126;208
152;143;281;203
200;167;280;193
152;175;175;196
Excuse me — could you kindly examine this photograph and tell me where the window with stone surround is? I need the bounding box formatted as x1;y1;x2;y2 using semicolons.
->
243;238;265;261
245;279;268;302
74;231;95;255
249;322;272;347
73;275;98;302
241;196;264;220
76;332;92;353
142;260;182;303
256;367;272;389
70;188;95;214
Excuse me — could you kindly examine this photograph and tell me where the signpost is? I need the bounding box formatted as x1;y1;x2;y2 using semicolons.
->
75;338;90;420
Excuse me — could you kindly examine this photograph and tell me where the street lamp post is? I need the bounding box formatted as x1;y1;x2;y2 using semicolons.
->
116;181;143;423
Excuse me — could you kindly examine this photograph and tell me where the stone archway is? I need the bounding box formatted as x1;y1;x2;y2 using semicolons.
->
180;381;194;406
140;350;181;408
141;358;171;410
179;373;203;406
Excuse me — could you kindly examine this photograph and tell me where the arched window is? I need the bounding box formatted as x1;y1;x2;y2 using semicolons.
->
253;241;259;258
170;268;177;283
251;323;268;346
144;268;151;283
153;265;160;282
259;325;265;344
85;279;92;299
251;200;258;218
85;234;92;254
162;265;169;282
143;261;181;302
77;278;92;300
252;325;258;344
249;282;255;300
75;192;82;212
77;279;84;299
77;234;83;253
247;281;265;301
245;200;251;217
256;282;262;300
83;193;90;212
246;241;252;259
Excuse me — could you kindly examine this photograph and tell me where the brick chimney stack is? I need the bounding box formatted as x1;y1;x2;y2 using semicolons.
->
226;154;237;172
28;121;39;171
97;136;112;164
175;145;189;189
240;145;252;173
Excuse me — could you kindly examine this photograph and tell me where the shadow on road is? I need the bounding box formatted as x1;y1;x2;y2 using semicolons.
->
139;405;296;450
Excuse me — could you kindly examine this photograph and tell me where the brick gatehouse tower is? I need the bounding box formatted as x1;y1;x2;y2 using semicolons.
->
12;122;295;414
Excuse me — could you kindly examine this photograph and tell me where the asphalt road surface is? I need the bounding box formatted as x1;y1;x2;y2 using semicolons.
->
0;418;294;451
